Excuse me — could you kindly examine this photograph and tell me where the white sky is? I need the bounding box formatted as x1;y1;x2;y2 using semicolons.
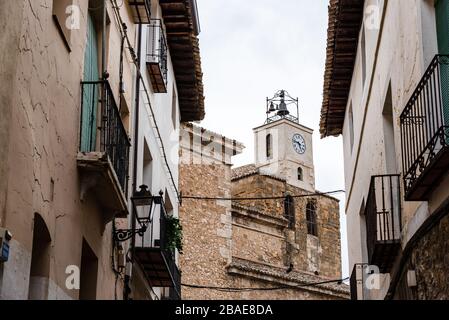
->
195;0;349;279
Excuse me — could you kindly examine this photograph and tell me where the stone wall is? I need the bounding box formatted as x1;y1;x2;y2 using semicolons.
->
395;211;449;300
179;162;235;300
179;124;347;300
231;174;342;279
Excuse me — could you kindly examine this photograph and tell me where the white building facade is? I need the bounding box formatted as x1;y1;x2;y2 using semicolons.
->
321;0;449;300
125;0;204;300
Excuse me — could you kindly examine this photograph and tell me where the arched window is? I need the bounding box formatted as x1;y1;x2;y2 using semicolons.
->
29;213;51;300
266;134;273;159
306;200;318;236
298;167;303;181
284;195;295;229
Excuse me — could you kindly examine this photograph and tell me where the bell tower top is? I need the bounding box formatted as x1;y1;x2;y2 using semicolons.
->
265;90;299;124
254;90;315;192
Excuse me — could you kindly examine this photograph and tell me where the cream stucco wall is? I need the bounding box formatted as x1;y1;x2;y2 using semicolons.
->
341;0;449;299
254;119;315;192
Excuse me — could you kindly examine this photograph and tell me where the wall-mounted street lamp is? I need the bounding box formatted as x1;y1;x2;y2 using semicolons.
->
113;185;160;242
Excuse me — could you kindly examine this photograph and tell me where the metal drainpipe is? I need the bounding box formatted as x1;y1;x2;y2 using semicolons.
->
102;0;107;79
125;23;143;301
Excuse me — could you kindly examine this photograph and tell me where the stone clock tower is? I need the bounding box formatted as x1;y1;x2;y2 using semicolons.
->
254;90;315;192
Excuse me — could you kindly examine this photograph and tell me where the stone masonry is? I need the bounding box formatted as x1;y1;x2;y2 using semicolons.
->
179;123;349;300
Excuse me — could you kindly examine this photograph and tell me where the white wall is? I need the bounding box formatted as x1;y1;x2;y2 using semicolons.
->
254;119;315;191
341;0;442;299
133;0;180;218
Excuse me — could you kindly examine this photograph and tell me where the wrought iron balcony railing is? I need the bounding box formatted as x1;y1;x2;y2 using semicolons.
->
80;81;130;193
146;19;168;93
400;54;449;200
365;175;402;273
133;196;181;300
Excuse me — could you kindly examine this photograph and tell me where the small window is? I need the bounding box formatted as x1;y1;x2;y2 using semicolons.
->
297;167;303;181
28;214;52;300
143;140;153;192
171;85;178;129
361;24;367;87
306;200;318;236
266;134;273;159
284;195;295;229
348;103;354;152
79;239;98;300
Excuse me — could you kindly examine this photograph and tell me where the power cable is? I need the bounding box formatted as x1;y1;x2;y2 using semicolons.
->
181;277;349;292
180;190;345;201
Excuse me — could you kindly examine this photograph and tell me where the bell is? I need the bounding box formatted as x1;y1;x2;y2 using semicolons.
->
268;102;276;113
277;99;289;116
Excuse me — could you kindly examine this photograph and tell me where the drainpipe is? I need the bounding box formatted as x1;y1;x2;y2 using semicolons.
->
125;23;143;301
102;0;107;79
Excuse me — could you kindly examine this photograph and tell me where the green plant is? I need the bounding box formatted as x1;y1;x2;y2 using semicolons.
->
165;215;183;254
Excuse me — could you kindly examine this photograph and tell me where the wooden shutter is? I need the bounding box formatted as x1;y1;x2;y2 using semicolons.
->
80;13;100;152
435;0;449;126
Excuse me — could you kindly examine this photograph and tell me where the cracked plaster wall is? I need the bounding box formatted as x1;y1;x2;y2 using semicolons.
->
0;0;135;299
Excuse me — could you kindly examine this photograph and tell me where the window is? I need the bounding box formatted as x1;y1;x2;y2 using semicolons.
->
348;103;354;153
52;0;73;50
284;195;295;229
164;190;174;216
297;167;303;181
172;85;178;129
28;213;51;300
361;24;367;87
382;83;398;173
79;239;98;300
143;141;153;192
306;200;318;236
266;134;273;159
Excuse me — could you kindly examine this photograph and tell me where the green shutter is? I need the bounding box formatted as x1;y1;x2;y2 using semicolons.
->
436;0;449;54
436;0;449;130
81;13;99;152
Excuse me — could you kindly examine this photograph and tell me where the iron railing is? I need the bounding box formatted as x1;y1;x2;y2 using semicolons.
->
400;54;449;197
266;113;299;124
135;196;181;300
147;19;168;85
80;81;130;193
365;175;402;268
162;264;181;300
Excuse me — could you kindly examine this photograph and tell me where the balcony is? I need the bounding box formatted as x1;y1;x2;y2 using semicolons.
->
77;81;130;222
365;175;402;273
400;54;449;200
146;19;168;93
127;0;151;24
133;196;181;300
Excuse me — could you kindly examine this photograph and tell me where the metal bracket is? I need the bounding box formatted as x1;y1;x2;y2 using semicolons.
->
113;226;147;242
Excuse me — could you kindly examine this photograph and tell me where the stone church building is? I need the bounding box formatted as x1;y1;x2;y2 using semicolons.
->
179;94;349;299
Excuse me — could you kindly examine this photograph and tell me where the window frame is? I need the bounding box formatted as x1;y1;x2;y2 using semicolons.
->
266;133;273;159
306;200;318;236
284;195;295;229
297;167;303;181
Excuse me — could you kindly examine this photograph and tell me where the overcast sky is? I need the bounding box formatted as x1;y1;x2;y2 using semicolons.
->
195;0;349;278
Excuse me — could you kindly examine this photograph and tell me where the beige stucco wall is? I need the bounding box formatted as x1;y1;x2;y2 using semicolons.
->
0;0;138;300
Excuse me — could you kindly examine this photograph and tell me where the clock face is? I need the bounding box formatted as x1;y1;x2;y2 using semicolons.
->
292;134;306;154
